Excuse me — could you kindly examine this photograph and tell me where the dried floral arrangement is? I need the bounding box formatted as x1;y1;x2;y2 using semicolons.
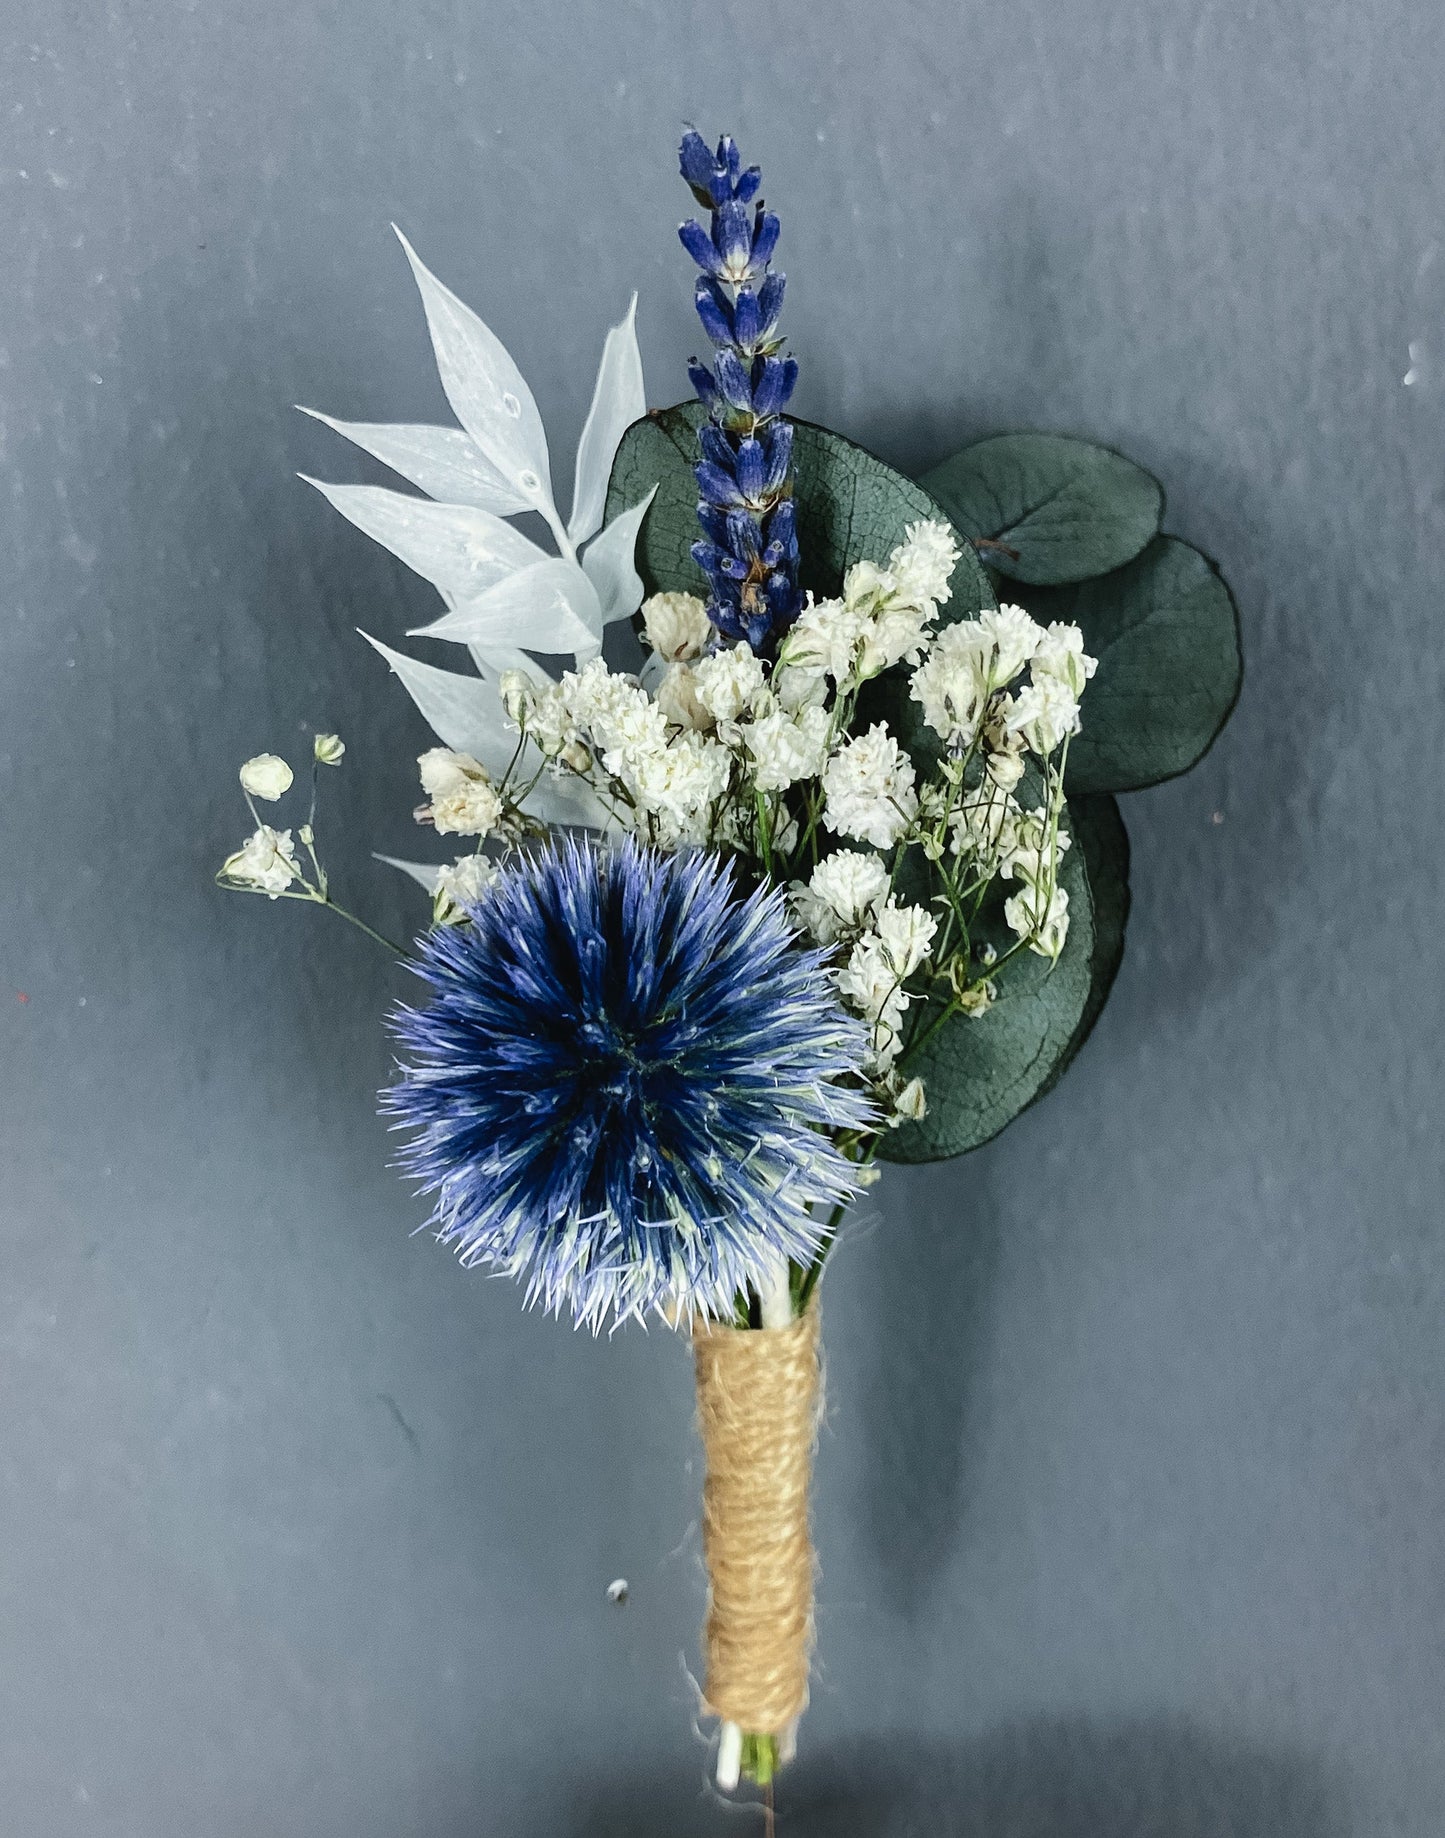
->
217;132;1241;1795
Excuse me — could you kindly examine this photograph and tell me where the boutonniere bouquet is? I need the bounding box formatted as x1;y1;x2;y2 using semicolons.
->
218;131;1240;1793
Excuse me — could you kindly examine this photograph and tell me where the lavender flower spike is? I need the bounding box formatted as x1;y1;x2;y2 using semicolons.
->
678;130;803;650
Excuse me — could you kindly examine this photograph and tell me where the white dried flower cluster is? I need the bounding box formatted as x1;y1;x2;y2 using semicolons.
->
220;825;299;897
433;853;498;924
503;658;733;845
220;517;1095;1141
417;748;505;837
475;521;1093;1122
775;517;961;701
821;723;918;848
910;602;1096;769
790;847;937;1108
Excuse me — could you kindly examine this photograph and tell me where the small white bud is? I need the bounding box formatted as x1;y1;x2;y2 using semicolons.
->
985;743;1026;790
239;754;293;801
642;590;712;663
499;669;533;727
655;661;713;731
893;1076;928;1121
313;733;345;765
956;979;996;1017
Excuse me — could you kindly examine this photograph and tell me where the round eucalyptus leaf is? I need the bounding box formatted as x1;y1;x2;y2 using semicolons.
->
921;432;1163;586
1020;535;1242;795
879;818;1096;1165
1027;792;1130;1109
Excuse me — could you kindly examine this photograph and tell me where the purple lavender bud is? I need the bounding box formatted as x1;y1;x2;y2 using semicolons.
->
699;424;734;470
750;210;781;268
757;272;785;336
687;359;721;409
725;508;761;559
694;278;733;346
734;436;766;502
695;460;745;507
713;348;755;413
732;287;763;350
750;354;797;419
763;420;793;492
678;218;723;276
714;200;755;276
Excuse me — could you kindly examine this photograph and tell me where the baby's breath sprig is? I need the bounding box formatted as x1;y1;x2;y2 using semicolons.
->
217;739;405;955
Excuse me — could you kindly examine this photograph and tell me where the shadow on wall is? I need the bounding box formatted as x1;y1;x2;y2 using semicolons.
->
843;1158;1004;1618
557;1717;1349;1838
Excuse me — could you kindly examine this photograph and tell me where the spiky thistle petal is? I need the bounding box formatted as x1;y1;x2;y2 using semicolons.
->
385;838;875;1329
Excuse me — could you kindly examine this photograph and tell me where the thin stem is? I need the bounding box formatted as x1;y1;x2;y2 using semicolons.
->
540;499;579;567
217;878;407;956
317;898;407;956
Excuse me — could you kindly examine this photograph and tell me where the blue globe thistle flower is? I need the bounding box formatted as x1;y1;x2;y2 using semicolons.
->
386;837;875;1329
678;129;803;652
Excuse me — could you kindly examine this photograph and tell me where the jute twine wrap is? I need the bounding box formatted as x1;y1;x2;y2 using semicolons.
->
692;1300;822;1734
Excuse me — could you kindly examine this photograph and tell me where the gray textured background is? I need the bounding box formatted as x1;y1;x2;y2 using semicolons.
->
3;1;1442;1833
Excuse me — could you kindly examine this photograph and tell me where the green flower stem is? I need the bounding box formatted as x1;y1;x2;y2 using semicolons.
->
739;1731;778;1786
217;878;407;957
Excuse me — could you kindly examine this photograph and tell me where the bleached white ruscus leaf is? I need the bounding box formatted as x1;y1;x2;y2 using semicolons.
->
360;633;520;777
569;294;645;546
361;635;609;831
581;488;656;626
468;643;549;681
296;411;531;516
394;228;555;518
409;557;602;655
373;854;447;894
303;478;545;604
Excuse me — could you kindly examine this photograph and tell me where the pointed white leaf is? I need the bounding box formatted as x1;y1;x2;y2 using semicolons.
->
374;853;445;895
581;489;656;625
297;409;531;515
395;227;554;513
305;478;545;602
469;643;552;681
525;770;612;831
409;557;601;654
568;294;645;545
360;633;518;776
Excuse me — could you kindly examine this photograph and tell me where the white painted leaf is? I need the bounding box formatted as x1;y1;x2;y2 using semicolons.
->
581;489;656;625
409;557;601;654
569;294;645;545
360;633;518;776
526;769;612;831
296;409;530;515
469;643;552;681
395;228;554;514
361;641;613;833
374;853;446;895
305;478;545;602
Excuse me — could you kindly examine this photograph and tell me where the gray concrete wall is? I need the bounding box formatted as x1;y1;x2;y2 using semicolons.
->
3;2;1441;1831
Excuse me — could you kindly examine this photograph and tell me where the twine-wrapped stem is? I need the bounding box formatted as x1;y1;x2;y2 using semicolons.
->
692;1297;822;1776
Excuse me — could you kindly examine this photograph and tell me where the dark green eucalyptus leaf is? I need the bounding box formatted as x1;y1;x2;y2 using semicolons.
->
921;432;1163;585
1028;793;1130;1107
1020;535;1242;795
879;818;1096;1164
605;400;994;615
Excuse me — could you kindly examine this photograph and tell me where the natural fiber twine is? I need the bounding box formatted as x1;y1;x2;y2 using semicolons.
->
692;1300;822;1734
